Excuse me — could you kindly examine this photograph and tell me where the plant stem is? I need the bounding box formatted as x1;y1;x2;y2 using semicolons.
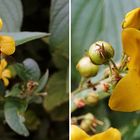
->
110;59;119;71
71;77;112;112
119;54;128;71
72;77;87;95
108;62;112;76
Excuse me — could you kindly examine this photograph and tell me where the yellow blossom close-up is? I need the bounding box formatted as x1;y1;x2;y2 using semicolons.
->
0;59;11;86
122;8;140;29
0;18;15;55
71;125;121;140
109;7;140;112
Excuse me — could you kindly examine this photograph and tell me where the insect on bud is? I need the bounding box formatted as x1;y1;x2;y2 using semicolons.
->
88;41;114;65
76;56;99;78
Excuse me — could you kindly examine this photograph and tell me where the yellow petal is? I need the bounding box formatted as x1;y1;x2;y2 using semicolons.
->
109;28;140;112
89;128;121;140
71;125;89;140
0;66;2;79
109;70;140;112
71;125;121;140
0;18;3;30
2;77;9;86
2;69;11;78
0;36;15;55
122;28;140;70
122;8;140;29
0;59;7;69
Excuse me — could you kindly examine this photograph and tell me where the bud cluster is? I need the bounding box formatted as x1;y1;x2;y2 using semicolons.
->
76;41;114;78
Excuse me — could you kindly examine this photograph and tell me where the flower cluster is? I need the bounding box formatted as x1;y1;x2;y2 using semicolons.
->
109;8;140;112
0;18;15;86
73;8;140;140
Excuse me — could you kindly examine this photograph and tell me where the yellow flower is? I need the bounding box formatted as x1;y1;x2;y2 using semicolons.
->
109;8;140;112
0;18;15;55
0;59;11;86
71;125;121;140
122;8;140;29
0;18;3;30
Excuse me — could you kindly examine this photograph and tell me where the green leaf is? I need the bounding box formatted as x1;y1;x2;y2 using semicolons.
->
109;112;140;139
7;84;21;97
109;112;139;128
122;121;140;140
24;110;40;131
71;0;140;84
49;0;69;50
14;59;41;81
0;0;23;31
50;102;69;121
43;71;68;111
134;124;140;138
13;63;28;81
4;98;29;136
34;70;49;93
52;46;68;69
23;58;41;81
1;32;49;46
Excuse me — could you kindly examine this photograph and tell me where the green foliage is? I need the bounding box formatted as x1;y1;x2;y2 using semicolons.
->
71;0;140;84
7;84;21;97
44;71;68;112
34;70;49;93
24;110;40;131
4;98;29;136
23;58;41;81
52;46;68;69
13;62;39;82
0;0;23;31
49;0;69;50
43;0;69;122
50;102;69;121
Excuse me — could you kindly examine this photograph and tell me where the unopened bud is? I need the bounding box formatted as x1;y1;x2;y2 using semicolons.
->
76;56;99;77
85;93;99;105
89;41;114;65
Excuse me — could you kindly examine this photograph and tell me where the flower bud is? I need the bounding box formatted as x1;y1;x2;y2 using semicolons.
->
80;119;92;132
85;93;99;105
84;113;94;120
80;113;94;132
76;56;99;77
88;41;114;65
